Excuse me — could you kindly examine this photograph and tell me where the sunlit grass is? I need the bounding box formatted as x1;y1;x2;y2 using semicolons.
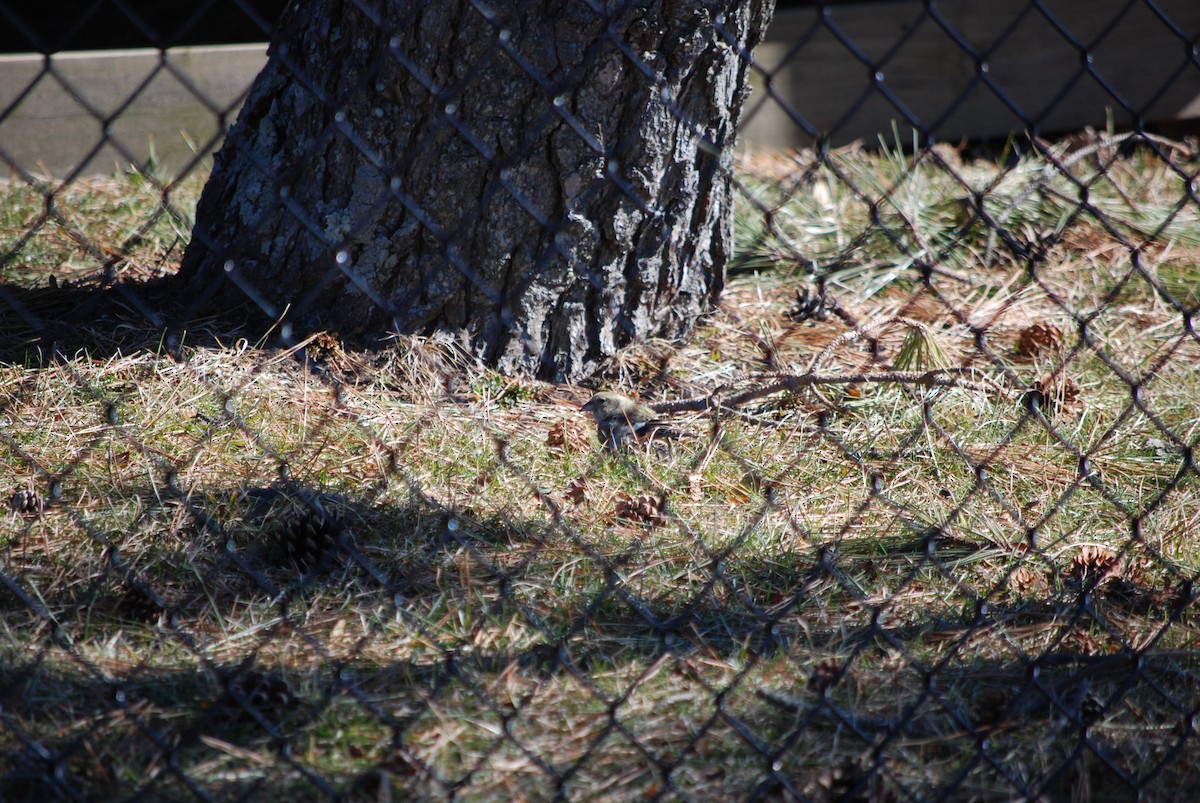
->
2;134;1200;798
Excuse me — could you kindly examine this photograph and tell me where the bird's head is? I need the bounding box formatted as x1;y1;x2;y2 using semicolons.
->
581;391;632;419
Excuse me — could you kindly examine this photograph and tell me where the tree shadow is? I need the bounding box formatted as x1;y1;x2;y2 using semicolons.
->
1;279;1199;799
0;276;264;363
3;475;1199;800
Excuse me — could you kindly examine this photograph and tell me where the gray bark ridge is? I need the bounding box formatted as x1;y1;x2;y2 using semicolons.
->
179;0;776;380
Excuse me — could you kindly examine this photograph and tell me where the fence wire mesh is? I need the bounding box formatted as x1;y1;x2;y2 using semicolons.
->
2;0;1200;800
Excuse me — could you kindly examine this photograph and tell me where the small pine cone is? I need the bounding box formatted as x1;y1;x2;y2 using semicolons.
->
545;421;568;451
546;418;593;454
973;688;1011;727
224;669;298;720
270;508;344;570
806;757;885;803
1057;680;1104;730
1080;692;1104;726
8;488;43;517
239;670;297;711
114;583;164;623
808;657;842;693
304;331;346;369
1021;373;1081;417
1009;566;1044;597
788;287;829;322
564;477;589;505
1015;322;1064;359
613;493;666;527
1067;545;1118;584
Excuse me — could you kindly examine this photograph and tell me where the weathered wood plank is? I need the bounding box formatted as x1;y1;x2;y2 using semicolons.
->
0;44;265;179
744;0;1200;148
0;1;1197;177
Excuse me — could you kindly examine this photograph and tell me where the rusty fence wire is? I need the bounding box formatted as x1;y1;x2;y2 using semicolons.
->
2;1;1200;800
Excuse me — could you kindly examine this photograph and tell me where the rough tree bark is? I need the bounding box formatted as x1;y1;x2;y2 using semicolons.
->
178;0;775;381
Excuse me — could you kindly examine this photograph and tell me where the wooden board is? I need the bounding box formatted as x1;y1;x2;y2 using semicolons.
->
743;0;1200;148
0;44;266;179
1;1;1198;177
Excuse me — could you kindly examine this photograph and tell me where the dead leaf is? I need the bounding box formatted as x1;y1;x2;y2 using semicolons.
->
565;477;589;505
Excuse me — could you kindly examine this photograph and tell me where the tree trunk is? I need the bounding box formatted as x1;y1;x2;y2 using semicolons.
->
178;0;775;381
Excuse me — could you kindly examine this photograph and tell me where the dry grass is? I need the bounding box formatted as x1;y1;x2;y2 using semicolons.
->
2;134;1200;800
0;162;203;287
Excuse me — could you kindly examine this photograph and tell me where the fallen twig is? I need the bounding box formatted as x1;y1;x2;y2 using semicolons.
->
652;368;1004;416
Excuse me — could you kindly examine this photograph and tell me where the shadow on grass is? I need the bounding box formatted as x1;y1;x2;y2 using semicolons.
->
2;477;1200;801
0;276;279;367
2;286;1200;799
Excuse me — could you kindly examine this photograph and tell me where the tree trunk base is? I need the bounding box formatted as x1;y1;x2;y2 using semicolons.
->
178;0;776;381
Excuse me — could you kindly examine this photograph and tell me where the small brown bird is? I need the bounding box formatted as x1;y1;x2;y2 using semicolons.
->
581;391;682;450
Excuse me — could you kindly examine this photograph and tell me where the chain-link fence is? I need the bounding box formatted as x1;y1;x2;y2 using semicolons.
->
2;1;1200;799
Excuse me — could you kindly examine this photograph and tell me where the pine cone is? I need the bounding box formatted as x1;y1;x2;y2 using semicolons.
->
564;477;589;505
973;688;1011;727
1080;692;1105;726
234;669;297;711
613;493;666;527
546;418;593;454
1021;373;1081;417
8;488;43;517
1009;566;1044;597
269;507;344;571
219;669;298;722
1067;545;1118;584
113;582;164;623
806;756;891;803
808;657;843;693
1015;322;1064;359
788;287;829;322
